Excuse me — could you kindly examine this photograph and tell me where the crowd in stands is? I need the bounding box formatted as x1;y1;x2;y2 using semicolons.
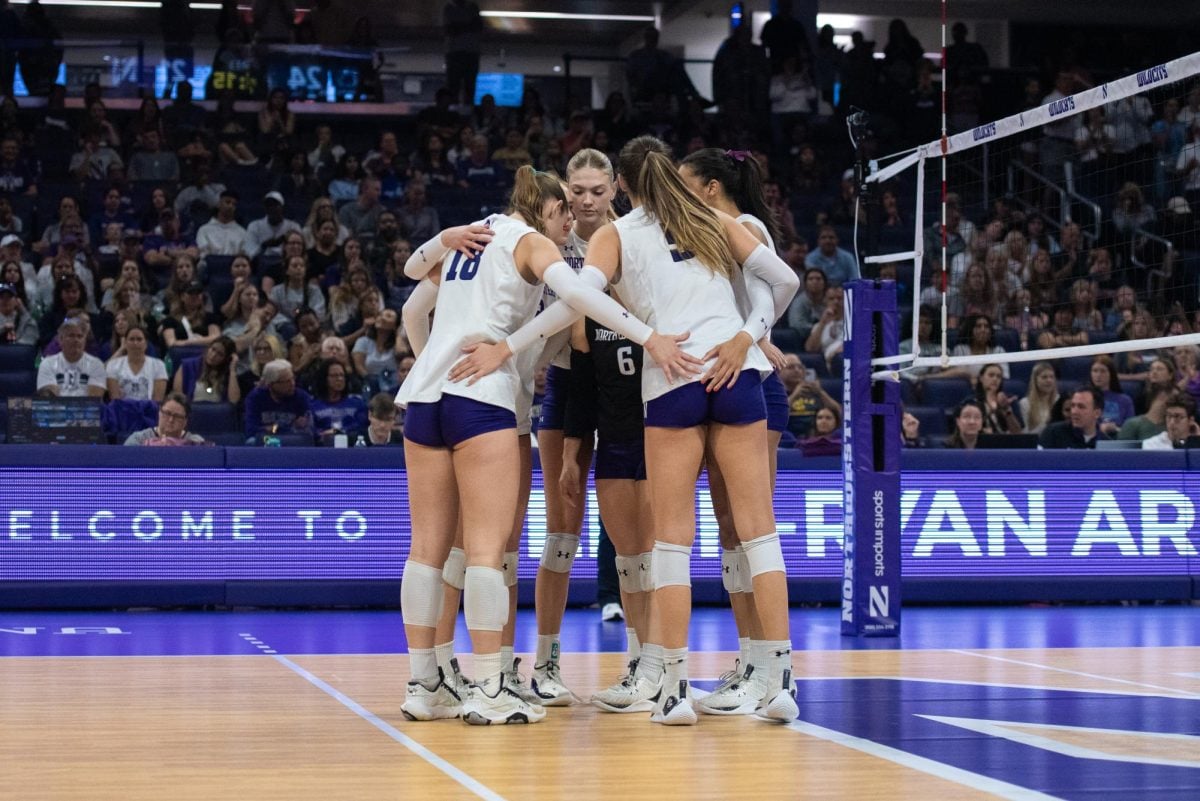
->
0;8;1197;449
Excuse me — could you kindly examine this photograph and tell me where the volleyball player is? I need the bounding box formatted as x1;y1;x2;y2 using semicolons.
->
679;148;793;715
450;136;800;725
399;165;698;724
525;149;618;705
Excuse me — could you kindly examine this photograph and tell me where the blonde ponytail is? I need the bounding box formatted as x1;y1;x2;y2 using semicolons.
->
631;145;733;278
508;165;568;237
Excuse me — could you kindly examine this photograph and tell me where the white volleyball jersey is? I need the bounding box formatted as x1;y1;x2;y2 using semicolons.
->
395;214;543;413
538;227;590;370
729;213;779;334
612;206;769;402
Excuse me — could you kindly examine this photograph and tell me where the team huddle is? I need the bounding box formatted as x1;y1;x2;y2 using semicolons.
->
394;134;802;727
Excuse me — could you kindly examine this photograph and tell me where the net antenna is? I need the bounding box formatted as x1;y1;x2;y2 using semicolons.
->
863;50;1200;382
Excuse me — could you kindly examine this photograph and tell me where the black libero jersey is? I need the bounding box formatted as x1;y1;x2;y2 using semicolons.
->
586;317;643;441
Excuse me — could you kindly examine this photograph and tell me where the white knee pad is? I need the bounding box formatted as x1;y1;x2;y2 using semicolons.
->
651;541;692;589
735;546;754;593
615;555;641;594
540;533;580;574
636;551;655;592
463;566;509;632
502;551;519;587
441;546;466;590
721;548;741;594
742;533;786;578
401;560;445;628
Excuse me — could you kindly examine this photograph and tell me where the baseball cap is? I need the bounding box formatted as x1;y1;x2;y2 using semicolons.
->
183;280;205;294
0;234;21;248
263;191;285;205
1167;196;1192;215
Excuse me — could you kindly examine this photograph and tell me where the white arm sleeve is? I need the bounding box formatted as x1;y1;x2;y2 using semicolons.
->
543;263;654;346
742;243;800;328
740;271;777;343
401;278;438;357
404;233;451;280
504;266;608;354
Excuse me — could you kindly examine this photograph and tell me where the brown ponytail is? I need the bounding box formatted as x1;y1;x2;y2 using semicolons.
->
507;164;568;237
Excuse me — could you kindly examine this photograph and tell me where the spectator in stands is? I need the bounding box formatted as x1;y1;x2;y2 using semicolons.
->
804;225;859;287
713;22;770;126
34;195;89;257
323;236;365;289
804;284;845;365
786;364;840;439
945;400;984;449
154;254;198;318
328;263;371;333
1119;384;1167;442
144;209;198;283
219;281;266;353
364;392;403;445
786;266;826;342
1052;222;1089;284
0;136;36;196
125;392;207;446
88;187;133;248
1041;71;1087;210
240;330;284;389
0;198;22;240
102;274;152;324
162;81;207;149
381;239;415;309
1104;285;1137;333
1037;306;1089;350
415;86;464;144
245;191;301;262
70;124;124;181
303;197;350;248
270;254;326;321
304;220;341;283
1000;288;1047;350
38;274;94;345
1175;122;1200;208
307;123;343;183
244;358;313;440
949;313;1009;380
455;134;504;189
256;87;295;149
101;307;142;361
37;317;105;398
796;405;841;457
210;90;258;164
287;306;326;373
365;210;402;274
821;169;861;227
1132;356;1177;413
1039;386;1107;449
973;363;1022;433
273;149;316;205
352;307;405;393
128;130;180;183
338;176;383;238
1019;362;1060;435
901;410;927;448
1112;181;1156;238
1067;278;1104;333
471;94;507;146
410;131;456;187
105;324;167;402
492;128;533;172
174;160;226;220
1141;392;1199;450
0;280;36;345
311;358;367;441
960;257;1002;323
158;280;221;348
196;190;248;257
443;0;482;109
396;181;441;246
339;285;382;348
1;238;34;295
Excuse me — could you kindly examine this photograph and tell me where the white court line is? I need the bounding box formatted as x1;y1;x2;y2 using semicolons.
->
1175;672;1200;680
787;719;1061;801
948;649;1200;699
791;674;1200;698
266;649;505;801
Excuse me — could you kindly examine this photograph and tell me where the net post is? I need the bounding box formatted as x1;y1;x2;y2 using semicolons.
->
841;279;901;638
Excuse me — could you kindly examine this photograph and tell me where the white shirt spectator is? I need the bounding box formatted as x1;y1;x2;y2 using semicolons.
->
105;355;168;400
1140;431;1174;450
37;351;106;396
1177;138;1200;193
245;216;302;260
353;336;398;377
196;218;249;257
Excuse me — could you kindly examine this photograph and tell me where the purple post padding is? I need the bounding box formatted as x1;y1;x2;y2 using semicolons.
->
841;279;902;637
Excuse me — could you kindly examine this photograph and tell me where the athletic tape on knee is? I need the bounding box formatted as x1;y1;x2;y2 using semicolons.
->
742;533;786;577
721;548;741;594
735;546;754;594
401;560;445;628
615;555;641;594
637;551;655;593
463;566;509;632
502;551;519;587
651;541;692;589
540;533;580;573
441;546;466;590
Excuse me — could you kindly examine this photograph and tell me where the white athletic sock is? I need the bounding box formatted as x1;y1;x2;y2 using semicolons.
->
639;643;664;682
761;639;792;685
475;652;503;693
434;641;455;676
410;647;438;685
535;633;559;667
626;628;641;663
500;645;514;673
738;636;752;670
662;647;689;694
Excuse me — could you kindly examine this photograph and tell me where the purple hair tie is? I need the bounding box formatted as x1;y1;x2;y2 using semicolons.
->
724;149;750;162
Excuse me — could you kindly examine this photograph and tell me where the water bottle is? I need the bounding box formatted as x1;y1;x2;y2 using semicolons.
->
1020;305;1030;351
263;435;281;447
354;435;366;447
333;433;348;448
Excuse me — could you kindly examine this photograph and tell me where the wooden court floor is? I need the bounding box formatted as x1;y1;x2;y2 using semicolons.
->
0;607;1197;800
